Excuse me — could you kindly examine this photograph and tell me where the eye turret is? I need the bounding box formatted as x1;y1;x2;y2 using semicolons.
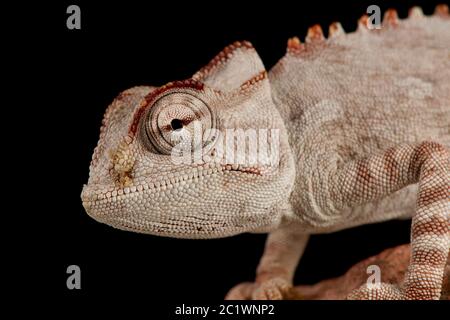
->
143;92;217;156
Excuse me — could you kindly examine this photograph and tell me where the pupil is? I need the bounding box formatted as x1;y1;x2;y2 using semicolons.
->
171;119;183;131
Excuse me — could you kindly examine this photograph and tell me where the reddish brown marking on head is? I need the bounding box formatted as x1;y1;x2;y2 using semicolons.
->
240;71;267;90
128;79;204;136
193;41;254;81
116;91;132;101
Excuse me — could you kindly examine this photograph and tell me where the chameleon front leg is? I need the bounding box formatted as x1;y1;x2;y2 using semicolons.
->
327;142;449;300
225;225;309;300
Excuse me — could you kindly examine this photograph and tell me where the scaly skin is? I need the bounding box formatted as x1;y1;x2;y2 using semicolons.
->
82;6;450;300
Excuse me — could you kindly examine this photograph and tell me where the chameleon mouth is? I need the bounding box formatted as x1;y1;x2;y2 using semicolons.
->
81;178;278;239
81;160;282;239
221;164;263;175
80;161;274;223
103;215;252;239
81;164;267;203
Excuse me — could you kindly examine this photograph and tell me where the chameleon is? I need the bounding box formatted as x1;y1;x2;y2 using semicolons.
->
81;6;450;300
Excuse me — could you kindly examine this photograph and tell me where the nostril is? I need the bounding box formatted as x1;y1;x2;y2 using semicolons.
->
170;119;183;131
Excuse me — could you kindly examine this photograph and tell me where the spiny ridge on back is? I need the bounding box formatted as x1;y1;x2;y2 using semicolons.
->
286;5;449;55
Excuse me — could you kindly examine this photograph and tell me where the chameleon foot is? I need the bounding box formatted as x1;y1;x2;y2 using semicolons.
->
225;278;293;300
347;283;403;300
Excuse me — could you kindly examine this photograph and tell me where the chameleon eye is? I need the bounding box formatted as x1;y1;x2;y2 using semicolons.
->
144;92;216;155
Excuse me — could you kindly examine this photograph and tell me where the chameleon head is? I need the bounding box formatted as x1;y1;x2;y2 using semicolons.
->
81;42;295;238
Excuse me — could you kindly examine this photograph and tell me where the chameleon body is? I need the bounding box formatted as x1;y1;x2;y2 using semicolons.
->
82;6;450;300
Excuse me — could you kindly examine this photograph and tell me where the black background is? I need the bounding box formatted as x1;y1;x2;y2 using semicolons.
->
21;0;448;311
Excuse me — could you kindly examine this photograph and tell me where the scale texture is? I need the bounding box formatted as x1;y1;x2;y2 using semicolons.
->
82;6;450;300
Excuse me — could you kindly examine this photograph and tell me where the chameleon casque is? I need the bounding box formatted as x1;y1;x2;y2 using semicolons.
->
81;6;450;300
